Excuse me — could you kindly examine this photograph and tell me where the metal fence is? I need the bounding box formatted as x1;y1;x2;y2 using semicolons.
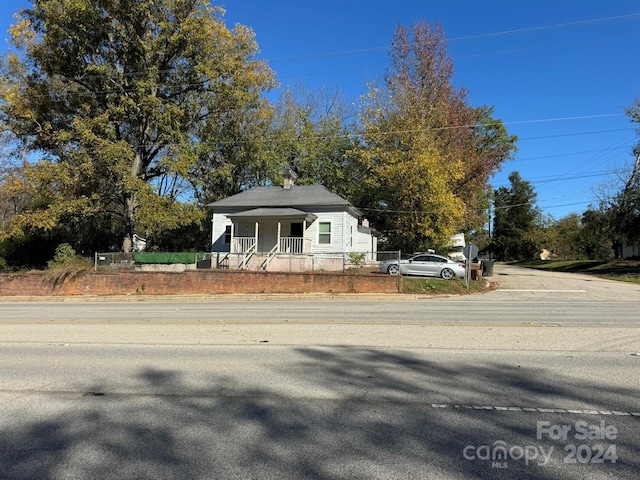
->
94;250;402;273
94;252;135;270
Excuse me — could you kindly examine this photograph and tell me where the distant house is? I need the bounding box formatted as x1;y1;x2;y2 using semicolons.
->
206;178;377;271
622;242;639;259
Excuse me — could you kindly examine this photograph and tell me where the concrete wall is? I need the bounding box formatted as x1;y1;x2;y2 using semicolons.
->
0;270;401;296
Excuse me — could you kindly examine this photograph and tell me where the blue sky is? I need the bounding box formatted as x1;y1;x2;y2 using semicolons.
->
2;1;640;219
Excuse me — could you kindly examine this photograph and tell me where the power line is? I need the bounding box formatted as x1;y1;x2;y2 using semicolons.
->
492;168;632;188
448;13;640;42
513;145;631;163
517;128;634;142
267;13;640;62
454;33;640;60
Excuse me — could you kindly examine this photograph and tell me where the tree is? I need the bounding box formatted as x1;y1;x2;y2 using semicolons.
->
543;213;584;259
0;0;275;252
590;99;640;258
580;207;613;259
265;85;361;200
355;21;516;252
491;172;540;261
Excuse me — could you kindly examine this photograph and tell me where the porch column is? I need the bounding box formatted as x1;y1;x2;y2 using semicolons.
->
303;220;307;253
230;222;235;253
277;222;281;252
254;222;259;251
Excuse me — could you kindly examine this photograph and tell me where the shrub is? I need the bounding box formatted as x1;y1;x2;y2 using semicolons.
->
47;243;77;268
348;252;366;267
46;243;93;283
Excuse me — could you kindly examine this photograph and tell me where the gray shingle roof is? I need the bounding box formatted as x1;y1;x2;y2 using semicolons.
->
207;185;357;213
226;208;317;222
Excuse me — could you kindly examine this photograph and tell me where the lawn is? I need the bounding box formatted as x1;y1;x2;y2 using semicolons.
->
512;259;640;284
401;277;495;295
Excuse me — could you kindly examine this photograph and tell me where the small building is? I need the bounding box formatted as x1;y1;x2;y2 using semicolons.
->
622;242;639;260
206;178;377;271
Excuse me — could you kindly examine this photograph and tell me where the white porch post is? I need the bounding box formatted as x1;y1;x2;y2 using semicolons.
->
255;222;259;252
230;222;235;253
303;220;307;253
277;222;281;252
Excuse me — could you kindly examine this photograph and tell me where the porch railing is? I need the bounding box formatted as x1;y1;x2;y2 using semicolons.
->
232;237;256;254
239;243;256;270
279;237;305;253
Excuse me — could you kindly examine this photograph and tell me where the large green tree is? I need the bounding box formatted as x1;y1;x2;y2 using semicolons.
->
492;171;540;261
580;207;613;259
0;0;274;252
355;21;516;252
265;85;361;200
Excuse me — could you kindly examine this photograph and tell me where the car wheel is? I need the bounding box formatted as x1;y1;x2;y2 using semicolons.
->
387;264;400;275
441;268;455;280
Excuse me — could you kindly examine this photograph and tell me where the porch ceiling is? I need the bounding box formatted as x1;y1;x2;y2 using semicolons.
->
226;207;317;223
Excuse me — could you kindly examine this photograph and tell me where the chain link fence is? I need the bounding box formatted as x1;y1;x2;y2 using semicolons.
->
94;252;135;270
94;251;402;273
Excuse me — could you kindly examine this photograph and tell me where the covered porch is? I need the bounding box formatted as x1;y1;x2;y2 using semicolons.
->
227;208;316;255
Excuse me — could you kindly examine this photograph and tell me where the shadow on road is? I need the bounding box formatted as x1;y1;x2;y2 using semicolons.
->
1;348;639;479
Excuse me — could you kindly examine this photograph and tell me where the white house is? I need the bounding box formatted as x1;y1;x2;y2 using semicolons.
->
206;179;377;271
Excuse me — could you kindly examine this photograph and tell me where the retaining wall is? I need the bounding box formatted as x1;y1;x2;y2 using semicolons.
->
0;270;401;296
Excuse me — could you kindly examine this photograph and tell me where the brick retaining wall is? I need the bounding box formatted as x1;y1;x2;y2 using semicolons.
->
0;270;401;296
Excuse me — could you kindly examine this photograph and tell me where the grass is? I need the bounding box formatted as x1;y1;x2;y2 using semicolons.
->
44;257;94;285
401;277;495;295
344;266;497;295
512;259;640;284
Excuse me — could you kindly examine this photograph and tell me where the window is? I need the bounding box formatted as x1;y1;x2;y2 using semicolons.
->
224;225;231;244
318;222;331;244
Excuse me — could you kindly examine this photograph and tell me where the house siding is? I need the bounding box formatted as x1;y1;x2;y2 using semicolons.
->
211;213;233;252
311;211;348;253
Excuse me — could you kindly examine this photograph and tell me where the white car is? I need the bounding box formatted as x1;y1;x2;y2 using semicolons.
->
379;253;466;280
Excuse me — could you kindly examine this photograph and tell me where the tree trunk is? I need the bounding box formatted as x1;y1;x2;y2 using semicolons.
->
122;195;138;253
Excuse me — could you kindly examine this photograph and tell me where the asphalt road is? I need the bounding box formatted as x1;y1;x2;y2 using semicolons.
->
0;264;639;479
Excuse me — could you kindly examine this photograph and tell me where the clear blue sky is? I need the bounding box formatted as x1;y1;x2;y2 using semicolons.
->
2;1;639;220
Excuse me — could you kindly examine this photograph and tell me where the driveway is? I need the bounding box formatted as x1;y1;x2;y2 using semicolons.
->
477;263;640;302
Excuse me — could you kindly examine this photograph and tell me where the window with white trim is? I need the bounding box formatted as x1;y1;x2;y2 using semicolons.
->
318;222;331;244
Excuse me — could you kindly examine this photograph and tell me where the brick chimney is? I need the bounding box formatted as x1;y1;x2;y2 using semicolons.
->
283;168;297;189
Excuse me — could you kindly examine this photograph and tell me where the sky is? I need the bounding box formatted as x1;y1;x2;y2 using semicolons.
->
2;1;640;220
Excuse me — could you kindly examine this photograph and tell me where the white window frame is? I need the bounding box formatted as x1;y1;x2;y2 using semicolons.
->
317;221;332;245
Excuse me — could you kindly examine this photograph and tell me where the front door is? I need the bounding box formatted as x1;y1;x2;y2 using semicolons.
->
258;222;278;252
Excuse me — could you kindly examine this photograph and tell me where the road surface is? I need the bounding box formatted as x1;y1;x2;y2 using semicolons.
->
0;264;639;479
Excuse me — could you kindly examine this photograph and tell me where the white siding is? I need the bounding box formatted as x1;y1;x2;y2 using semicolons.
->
357;226;377;256
211;213;232;252
308;211;349;253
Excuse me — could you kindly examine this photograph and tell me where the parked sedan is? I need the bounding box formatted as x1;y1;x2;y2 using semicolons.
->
379;254;465;279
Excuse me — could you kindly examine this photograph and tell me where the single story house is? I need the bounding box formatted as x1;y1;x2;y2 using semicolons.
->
206;178;377;271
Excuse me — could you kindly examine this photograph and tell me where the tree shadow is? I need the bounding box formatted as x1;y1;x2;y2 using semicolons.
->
1;348;639;479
